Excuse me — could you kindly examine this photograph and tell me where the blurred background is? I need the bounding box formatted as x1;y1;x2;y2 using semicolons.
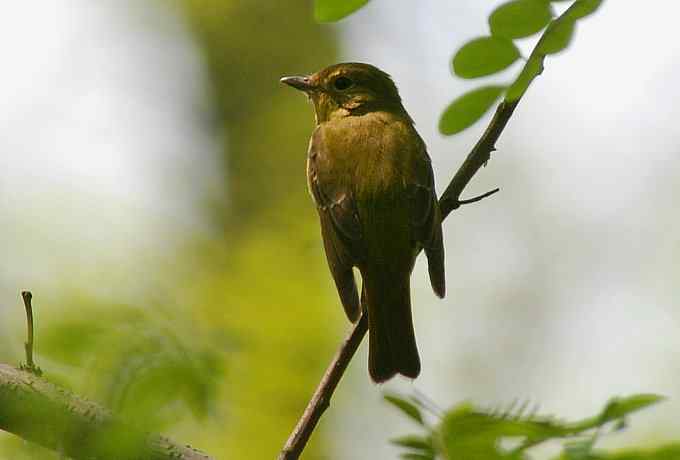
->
1;0;679;458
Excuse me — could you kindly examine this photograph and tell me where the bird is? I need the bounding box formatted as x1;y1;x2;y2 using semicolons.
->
281;63;445;383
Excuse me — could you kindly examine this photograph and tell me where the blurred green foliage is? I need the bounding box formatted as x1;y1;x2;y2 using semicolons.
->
385;393;676;460
2;1;343;459
174;1;342;457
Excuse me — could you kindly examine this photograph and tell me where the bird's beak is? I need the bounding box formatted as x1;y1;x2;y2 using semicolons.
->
280;75;315;92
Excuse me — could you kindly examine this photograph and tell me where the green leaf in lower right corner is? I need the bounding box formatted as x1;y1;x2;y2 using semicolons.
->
567;0;604;20
598;394;665;423
399;453;434;460
391;435;434;454
314;0;369;22
384;393;425;425
439;85;506;135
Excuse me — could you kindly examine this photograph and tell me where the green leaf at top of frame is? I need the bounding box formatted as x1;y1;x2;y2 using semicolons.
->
489;0;553;39
314;0;370;22
537;16;576;55
453;36;520;79
566;0;603;20
439;85;506;135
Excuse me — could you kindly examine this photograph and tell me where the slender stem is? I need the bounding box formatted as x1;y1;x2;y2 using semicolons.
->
20;290;41;376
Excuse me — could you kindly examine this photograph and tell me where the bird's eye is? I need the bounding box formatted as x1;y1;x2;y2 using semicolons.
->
333;76;353;91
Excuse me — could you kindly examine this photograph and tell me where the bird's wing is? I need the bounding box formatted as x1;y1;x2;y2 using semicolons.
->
307;128;361;322
409;137;446;298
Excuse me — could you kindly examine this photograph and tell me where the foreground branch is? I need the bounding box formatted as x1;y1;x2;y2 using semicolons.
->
279;100;519;460
0;364;213;460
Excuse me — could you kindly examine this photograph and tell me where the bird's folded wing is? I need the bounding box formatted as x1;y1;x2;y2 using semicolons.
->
308;131;362;321
408;144;446;298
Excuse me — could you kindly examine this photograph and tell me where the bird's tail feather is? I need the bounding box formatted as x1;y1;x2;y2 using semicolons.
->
363;270;420;383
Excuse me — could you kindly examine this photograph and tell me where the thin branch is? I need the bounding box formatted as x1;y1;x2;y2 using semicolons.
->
278;99;520;460
20;290;41;376
0;363;213;460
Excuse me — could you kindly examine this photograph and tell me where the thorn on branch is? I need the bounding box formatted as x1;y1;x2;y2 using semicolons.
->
20;290;42;376
457;188;501;206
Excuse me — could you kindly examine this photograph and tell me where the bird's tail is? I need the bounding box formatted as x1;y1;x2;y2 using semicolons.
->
362;270;420;383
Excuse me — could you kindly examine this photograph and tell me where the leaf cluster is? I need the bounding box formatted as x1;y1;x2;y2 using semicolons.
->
384;393;674;460
440;0;603;135
313;0;603;136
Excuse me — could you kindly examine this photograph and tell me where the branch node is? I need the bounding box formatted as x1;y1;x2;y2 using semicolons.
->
457;188;501;206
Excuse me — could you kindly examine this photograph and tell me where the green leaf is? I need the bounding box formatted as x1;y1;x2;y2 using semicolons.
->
505;54;543;101
439;85;506;135
399;453;434;460
489;0;553;39
453;37;520;78
562;438;596;460
391;435;434;453
567;0;603;20
600;444;680;460
438;404;511;460
598;394;665;423
387;396;667;460
438;402;578;459
538;18;576;54
314;0;369;22
384;394;425;425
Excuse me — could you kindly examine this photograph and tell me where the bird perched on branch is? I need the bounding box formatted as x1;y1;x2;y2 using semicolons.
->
281;63;445;383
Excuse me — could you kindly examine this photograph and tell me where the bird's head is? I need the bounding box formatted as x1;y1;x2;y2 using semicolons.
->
280;62;407;123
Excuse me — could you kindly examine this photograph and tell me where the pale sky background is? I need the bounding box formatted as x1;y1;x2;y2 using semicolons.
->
1;1;680;459
0;0;222;304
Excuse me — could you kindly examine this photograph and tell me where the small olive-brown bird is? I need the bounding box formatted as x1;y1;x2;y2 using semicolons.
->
281;63;445;382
